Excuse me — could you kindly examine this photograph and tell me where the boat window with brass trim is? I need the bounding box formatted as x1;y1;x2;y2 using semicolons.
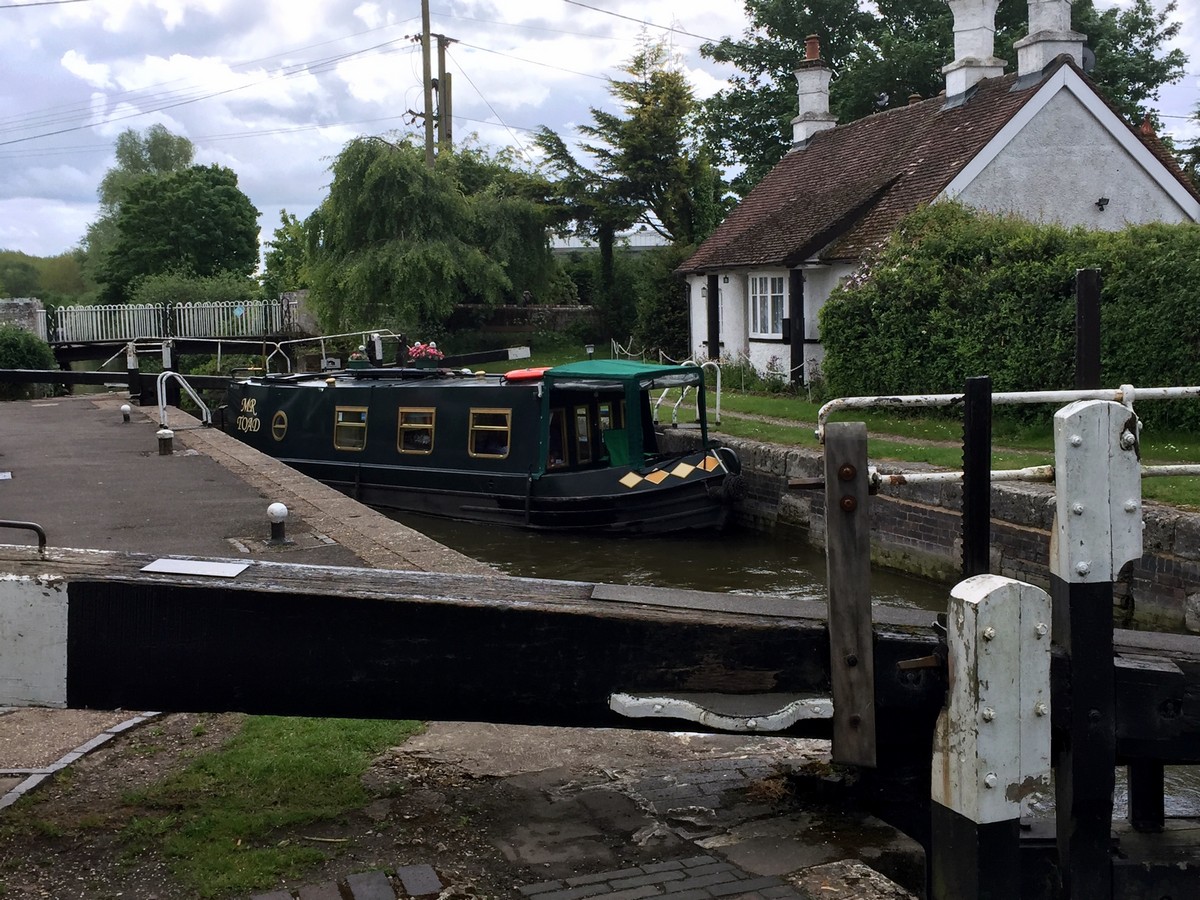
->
574;405;592;464
469;408;511;459
598;400;624;432
548;408;568;469
334;406;368;451
397;407;436;455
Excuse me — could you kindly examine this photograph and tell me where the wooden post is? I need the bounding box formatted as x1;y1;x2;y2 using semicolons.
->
1051;399;1142;898
706;273;720;361
421;0;434;169
823;421;875;766
788;269;805;386
931;575;1052;900
1075;269;1101;391
962;376;992;579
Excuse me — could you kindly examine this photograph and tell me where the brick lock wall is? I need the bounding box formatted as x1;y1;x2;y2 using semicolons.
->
0;298;45;335
660;429;1200;632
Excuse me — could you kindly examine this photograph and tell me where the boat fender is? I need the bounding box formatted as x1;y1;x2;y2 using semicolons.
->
504;366;552;381
721;473;747;504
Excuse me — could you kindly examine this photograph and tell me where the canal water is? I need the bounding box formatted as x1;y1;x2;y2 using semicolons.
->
392;513;949;611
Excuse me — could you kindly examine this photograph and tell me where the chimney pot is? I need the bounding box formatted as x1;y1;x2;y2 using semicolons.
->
908;93;922;105
805;34;821;61
942;0;1007;97
1140;112;1155;137
1014;0;1086;77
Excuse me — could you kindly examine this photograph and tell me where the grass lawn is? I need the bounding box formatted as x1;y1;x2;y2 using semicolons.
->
119;717;422;897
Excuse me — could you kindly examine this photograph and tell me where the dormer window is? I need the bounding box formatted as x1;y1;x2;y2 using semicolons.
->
749;274;786;339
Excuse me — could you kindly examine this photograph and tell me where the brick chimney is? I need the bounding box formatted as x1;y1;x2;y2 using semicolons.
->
942;0;1006;97
791;35;837;147
1014;0;1086;76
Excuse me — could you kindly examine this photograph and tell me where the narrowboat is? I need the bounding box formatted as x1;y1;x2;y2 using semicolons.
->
220;359;742;533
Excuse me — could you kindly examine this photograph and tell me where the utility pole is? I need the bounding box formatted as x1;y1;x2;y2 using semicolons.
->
421;0;434;169
434;34;455;154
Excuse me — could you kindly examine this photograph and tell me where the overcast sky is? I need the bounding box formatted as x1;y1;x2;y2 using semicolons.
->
1;0;1196;259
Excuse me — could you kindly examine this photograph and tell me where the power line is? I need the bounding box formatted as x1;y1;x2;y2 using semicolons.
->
0;0;92;8
446;47;536;165
0;42;420;148
455;40;607;81
558;0;719;44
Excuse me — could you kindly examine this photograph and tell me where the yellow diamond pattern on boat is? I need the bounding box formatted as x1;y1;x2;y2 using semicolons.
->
699;456;721;472
645;470;669;484
671;462;695;479
620;472;643;488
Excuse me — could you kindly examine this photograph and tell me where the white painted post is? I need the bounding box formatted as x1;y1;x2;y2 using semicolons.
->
1051;399;1143;898
930;574;1052;899
0;576;68;708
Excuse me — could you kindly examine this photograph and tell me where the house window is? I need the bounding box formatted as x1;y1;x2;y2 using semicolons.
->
397;407;435;455
469;408;511;459
749;275;786;338
334;406;368;451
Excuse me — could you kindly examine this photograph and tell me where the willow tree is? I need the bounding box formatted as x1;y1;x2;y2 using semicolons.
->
304;137;557;333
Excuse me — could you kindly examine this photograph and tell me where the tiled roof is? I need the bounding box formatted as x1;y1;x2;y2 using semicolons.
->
680;59;1199;273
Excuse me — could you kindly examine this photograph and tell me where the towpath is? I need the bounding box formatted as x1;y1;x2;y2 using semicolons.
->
0;394;918;900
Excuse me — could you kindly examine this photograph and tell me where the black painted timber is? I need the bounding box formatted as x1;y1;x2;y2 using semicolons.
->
1053;575;1116;899
961;376;991;579
931;804;1020;900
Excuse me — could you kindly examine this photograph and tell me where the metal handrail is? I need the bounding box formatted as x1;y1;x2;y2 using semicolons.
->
816;383;1200;442
0;520;47;556
157;371;212;429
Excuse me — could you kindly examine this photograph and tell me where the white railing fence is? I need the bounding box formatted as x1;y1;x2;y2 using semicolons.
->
51;299;290;343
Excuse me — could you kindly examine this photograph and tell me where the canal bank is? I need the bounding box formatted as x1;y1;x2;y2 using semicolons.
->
0;395;922;900
660;428;1200;633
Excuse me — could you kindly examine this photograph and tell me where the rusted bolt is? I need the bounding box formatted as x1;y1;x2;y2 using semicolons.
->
845;654;858;667
1072;503;1084;516
981;707;996;722
1076;561;1091;577
1035;622;1048;638
1070;434;1083;447
984;773;998;789
840;496;857;512
1035;702;1048;717
838;464;857;482
982;626;996;641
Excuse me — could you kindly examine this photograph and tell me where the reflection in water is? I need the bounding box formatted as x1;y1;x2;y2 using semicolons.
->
392;513;949;612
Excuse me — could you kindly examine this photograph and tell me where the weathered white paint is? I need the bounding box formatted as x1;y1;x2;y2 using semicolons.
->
931;574;1052;824
945;67;1200;226
1014;0;1085;76
942;0;1007;97
609;691;832;731
1051;399;1143;584
0;575;68;708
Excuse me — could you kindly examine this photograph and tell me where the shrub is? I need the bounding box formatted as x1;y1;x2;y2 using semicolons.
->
0;324;56;399
819;204;1200;429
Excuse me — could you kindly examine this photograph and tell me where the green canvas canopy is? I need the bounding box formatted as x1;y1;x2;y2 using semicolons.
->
537;360;710;472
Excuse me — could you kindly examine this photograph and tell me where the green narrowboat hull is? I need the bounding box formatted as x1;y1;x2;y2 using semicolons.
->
220;361;741;534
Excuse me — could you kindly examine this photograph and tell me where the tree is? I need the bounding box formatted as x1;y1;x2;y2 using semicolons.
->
536;35;728;336
702;0;1188;195
260;211;308;299
100;164;260;302
81;125;195;286
0;255;39;298
304;136;557;333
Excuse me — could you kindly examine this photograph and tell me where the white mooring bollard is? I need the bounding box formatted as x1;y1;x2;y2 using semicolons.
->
267;502;289;544
120;404;131;424
156;428;173;455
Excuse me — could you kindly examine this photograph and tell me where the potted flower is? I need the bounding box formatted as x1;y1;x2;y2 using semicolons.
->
348;345;369;369
408;341;444;368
